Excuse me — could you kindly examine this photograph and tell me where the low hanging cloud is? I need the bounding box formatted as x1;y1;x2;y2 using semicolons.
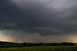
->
0;30;77;43
0;0;77;43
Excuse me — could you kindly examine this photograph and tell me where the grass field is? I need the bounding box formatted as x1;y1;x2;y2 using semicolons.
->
0;46;77;51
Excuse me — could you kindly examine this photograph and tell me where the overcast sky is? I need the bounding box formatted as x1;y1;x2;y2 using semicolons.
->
0;0;77;43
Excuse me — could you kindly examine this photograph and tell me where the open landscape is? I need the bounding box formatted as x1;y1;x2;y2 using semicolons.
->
0;41;76;51
0;46;77;51
0;0;77;51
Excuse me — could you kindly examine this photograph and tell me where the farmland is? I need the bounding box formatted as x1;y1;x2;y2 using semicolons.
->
0;46;77;51
0;41;76;51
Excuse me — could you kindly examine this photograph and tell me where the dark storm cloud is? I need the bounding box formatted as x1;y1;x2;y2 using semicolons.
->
0;0;51;27
0;0;77;36
0;0;77;43
0;0;55;35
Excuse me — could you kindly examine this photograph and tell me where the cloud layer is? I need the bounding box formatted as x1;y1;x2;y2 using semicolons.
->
0;0;77;43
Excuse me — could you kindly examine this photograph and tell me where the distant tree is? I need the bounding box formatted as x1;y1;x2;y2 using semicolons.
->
61;42;75;46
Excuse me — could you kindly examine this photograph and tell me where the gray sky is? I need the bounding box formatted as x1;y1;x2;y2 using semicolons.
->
0;0;77;43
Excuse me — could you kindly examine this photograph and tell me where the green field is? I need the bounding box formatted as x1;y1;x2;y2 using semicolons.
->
0;46;77;51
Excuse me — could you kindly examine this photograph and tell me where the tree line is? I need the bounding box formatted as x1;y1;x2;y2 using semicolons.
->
0;41;75;48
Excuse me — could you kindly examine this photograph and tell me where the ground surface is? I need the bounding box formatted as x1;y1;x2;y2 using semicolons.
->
0;46;77;51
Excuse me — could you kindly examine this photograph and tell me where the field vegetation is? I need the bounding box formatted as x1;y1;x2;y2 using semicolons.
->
0;46;77;51
0;41;76;51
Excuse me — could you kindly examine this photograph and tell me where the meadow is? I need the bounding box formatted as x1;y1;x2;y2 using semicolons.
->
0;46;77;51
